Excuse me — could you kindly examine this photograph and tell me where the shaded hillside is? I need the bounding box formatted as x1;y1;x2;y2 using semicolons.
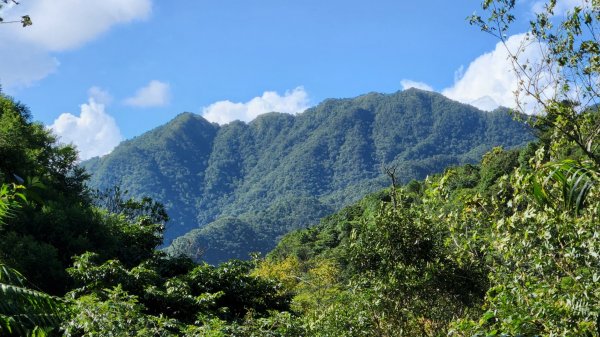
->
83;89;533;263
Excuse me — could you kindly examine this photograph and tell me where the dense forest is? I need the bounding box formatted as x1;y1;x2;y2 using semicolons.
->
83;89;532;264
2;89;600;335
1;0;600;335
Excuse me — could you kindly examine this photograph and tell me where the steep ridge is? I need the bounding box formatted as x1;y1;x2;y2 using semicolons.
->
82;89;534;263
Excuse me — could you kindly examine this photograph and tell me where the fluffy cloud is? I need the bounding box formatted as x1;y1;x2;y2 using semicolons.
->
400;79;433;92
202;87;310;125
49;98;123;160
4;0;152;51
0;0;152;89
124;80;171;107
442;33;548;113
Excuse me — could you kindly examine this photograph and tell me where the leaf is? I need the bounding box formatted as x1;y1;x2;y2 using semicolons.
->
20;15;31;27
535;159;598;214
0;264;65;335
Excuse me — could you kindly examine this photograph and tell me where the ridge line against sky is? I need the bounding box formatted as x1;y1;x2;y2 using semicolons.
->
0;0;580;160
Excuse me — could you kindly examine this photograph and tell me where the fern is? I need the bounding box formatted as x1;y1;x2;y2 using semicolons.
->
0;183;26;226
0;184;64;336
533;159;598;214
0;264;65;336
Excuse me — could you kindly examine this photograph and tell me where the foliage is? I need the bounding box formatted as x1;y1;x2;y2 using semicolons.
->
0;91;302;335
5;2;600;332
4;83;600;335
266;137;600;335
532;157;598;213
61;250;296;335
0;92;97;293
84;90;533;263
63;286;181;337
444;2;600;333
0;263;64;337
167;195;335;263
470;0;600;164
0;182;64;337
0;91;174;296
448;153;600;336
0;183;25;225
479;146;520;191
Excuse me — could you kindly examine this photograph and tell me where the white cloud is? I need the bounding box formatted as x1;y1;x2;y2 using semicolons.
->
124;80;171;107
5;0;152;51
0;38;59;88
0;0;152;89
49;98;123;160
0;1;17;15
400;79;433;91
202;87;310;125
468;96;502;112
532;0;586;16
88;86;113;105
442;33;550;113
453;65;465;83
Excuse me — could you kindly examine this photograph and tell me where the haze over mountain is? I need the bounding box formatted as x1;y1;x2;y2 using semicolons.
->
82;88;533;263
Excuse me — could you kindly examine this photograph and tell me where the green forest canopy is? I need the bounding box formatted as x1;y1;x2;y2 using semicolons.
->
3;90;600;334
0;0;599;334
84;89;533;264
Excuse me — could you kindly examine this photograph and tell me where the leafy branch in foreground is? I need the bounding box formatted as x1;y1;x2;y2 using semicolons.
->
0;184;63;336
0;263;65;336
470;0;600;165
530;153;599;214
0;183;25;225
0;0;31;27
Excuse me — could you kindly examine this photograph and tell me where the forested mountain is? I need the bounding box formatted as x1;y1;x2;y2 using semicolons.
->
4;86;600;335
83;88;533;263
3;0;599;334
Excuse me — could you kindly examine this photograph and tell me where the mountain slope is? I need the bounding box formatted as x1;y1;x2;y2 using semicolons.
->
82;89;534;263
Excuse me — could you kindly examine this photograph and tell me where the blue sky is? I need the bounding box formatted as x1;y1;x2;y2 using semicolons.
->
0;0;553;159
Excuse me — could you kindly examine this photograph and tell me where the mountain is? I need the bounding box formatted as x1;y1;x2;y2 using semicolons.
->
82;89;534;263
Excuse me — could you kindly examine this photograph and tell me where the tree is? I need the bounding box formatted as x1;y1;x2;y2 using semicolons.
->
0;183;24;224
444;3;600;334
470;0;600;165
0;263;65;337
0;185;64;337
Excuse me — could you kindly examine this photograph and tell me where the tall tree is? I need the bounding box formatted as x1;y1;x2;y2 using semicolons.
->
448;1;600;334
471;0;600;164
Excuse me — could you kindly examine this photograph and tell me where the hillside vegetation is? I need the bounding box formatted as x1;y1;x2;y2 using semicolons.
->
83;89;533;263
1;0;599;334
3;86;600;334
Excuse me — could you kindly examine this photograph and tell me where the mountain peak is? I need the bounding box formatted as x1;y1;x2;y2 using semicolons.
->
83;90;533;263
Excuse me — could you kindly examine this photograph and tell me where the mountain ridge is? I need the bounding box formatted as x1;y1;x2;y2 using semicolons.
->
82;89;534;263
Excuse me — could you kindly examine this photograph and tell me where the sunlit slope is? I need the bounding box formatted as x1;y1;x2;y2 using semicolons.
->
83;89;533;263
